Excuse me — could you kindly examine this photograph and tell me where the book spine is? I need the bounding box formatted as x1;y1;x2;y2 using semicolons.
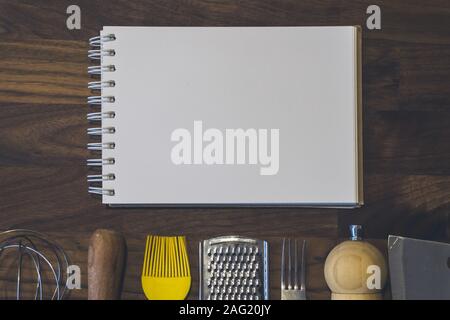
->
87;34;117;197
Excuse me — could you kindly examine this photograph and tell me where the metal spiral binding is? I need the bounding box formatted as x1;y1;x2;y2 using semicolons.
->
89;34;116;47
87;158;115;166
87;142;115;151
87;111;115;121
87;33;116;197
87;95;115;105
87;127;116;136
88;80;115;90
88;187;115;196
88;65;116;75
88;49;116;60
87;174;115;182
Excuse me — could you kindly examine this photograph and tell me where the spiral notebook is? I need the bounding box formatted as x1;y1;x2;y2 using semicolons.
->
87;26;363;207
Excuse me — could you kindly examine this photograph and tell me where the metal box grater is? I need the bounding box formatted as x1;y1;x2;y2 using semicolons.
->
199;236;269;300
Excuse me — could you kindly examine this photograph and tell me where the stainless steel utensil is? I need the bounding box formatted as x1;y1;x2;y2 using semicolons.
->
0;229;70;300
199;236;269;300
281;238;306;300
388;235;450;300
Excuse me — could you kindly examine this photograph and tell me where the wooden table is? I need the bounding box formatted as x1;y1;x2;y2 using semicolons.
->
0;0;449;299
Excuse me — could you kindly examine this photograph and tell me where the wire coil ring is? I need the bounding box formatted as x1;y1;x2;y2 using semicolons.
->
87;112;116;121
87;142;116;151
89;34;116;47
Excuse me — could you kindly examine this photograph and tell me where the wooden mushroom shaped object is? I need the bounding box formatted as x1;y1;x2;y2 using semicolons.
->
324;225;387;300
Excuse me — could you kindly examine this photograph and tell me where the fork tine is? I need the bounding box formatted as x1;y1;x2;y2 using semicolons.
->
288;238;292;289
301;240;306;290
294;239;298;289
281;238;286;289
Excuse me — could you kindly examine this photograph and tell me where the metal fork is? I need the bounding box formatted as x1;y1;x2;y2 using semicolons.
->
281;238;307;300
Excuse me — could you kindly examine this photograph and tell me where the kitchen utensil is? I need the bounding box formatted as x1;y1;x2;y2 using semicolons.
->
88;229;127;300
199;236;269;300
0;229;70;300
388;235;450;300
281;238;307;300
141;235;191;300
324;225;387;300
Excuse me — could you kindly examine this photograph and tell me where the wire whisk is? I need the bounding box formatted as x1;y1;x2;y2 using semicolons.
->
0;229;70;300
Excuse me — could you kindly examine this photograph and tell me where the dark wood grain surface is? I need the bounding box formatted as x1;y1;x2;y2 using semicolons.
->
0;0;449;300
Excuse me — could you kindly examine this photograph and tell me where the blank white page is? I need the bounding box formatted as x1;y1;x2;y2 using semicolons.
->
99;26;361;206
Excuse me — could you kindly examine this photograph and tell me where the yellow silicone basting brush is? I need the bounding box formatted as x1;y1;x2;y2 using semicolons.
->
141;235;191;300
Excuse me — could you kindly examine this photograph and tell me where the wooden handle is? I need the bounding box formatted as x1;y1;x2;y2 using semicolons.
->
88;229;127;300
